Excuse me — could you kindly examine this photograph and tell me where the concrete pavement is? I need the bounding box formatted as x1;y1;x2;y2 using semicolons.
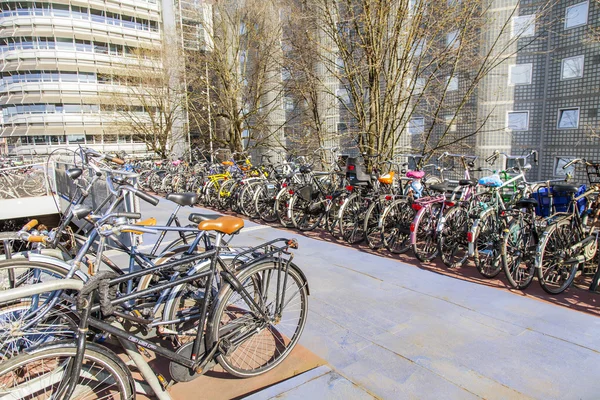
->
144;198;600;399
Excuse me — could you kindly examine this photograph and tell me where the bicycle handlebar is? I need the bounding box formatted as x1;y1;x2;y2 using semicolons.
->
22;219;39;232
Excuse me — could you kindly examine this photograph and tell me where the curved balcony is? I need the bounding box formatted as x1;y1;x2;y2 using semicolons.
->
0;16;161;43
0;48;160;73
0;81;132;103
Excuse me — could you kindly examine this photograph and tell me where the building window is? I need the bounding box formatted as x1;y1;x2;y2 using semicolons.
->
446;31;459;49
408;117;425;135
565;2;588;29
557;108;580;129
511;15;536;37
554;157;575;177
67;134;85;144
283;97;294;111
508;64;533;85
507;111;529;131
446;76;458;91
336;88;351;105
561;55;584;80
444;115;457;132
412;39;426;57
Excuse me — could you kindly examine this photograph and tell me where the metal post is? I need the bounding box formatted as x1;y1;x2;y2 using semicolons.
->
206;61;214;163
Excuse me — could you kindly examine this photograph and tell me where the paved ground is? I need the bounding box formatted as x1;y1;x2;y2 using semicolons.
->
141;198;600;399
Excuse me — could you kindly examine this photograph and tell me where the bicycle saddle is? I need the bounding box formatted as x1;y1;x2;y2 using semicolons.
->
515;198;538;209
459;179;477;187
429;183;450;193
478;175;503;187
552;184;580;194
188;213;221;224
198;216;244;235
166;193;197;207
406;170;425;179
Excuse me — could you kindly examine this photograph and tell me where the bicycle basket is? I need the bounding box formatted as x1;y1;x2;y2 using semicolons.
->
532;185;586;218
296;184;315;202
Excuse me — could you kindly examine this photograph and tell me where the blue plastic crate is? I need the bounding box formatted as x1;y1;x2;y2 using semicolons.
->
531;185;586;218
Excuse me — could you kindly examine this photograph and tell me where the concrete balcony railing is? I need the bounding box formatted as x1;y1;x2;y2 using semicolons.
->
0;81;132;101
0;49;161;72
0;16;161;43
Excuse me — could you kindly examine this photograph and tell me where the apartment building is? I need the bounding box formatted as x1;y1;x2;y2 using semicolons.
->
0;0;172;156
465;0;600;179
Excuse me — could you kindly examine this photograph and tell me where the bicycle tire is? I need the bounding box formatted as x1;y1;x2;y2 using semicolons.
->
501;218;536;290
0;341;134;399
438;206;469;268
364;198;385;250
207;260;308;377
537;219;579;294
473;209;503;278
254;185;279;223
381;199;414;254
339;194;367;244
0;260;87;359
412;203;442;262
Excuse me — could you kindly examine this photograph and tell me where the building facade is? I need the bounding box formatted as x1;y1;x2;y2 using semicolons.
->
467;0;600;179
0;0;175;156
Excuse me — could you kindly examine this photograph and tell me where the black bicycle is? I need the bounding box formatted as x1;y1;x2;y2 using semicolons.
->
0;217;309;399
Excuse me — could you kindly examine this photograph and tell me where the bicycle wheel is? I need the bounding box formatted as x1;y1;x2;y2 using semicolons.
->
501;218;536;289
0;342;134;399
339;194;367;244
438;206;469;268
238;182;261;218
217;180;237;210
537;219;579;294
473;209;503;278
203;179;224;207
254;185;278;223
207;260;308;377
0;261;83;360
364;198;385;250
289;195;323;231
412;203;442;262
324;192;347;239
275;189;294;228
381;199;414;254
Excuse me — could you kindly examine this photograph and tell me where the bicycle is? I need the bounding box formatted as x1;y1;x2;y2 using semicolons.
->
0;217;309;399
535;159;600;294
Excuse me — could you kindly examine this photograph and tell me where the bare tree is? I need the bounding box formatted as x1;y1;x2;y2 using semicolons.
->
186;0;288;155
290;0;555;165
102;38;187;159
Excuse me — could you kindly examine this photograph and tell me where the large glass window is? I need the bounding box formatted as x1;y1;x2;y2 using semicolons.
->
554;157;575;177
508;64;533;85
444;115;457;132
52;4;70;18
557;108;579;129
507;111;529;131
565;2;588;29
512;15;536;37
446;31;459;49
561;55;584;80
67;134;85;144
446;76;458;91
408;117;425;135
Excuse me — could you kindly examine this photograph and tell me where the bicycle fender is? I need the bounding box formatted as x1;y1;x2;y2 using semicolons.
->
408;206;428;244
467;208;496;257
27;253;88;281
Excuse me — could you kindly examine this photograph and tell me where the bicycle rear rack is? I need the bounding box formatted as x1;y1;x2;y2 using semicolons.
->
230;238;297;266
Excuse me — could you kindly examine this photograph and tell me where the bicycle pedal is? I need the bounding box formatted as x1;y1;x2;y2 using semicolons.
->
138;346;152;358
156;373;170;390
